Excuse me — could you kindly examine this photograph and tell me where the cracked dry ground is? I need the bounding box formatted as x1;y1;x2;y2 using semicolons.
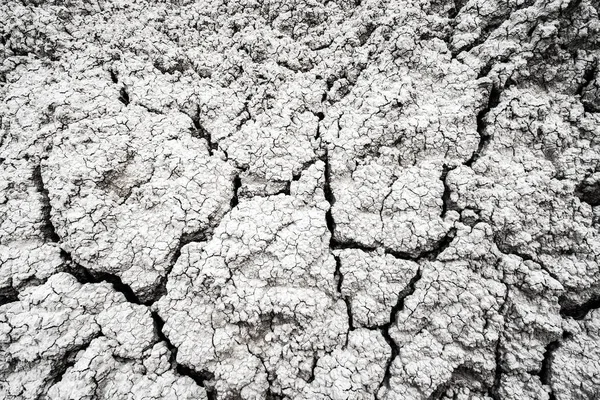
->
2;0;600;399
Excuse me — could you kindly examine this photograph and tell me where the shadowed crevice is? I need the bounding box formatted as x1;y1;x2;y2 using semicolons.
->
574;180;600;206
332;254;354;347
60;250;141;304
385;228;457;261
230;175;242;208
440;165;457;218
118;86;130;105
575;60;597;96
560;295;600;320
32;164;60;243
324;154;354;347
465;84;501;167
0;285;19;306
152;312;217;400
41;337;99;397
488;338;503;400
191;106;219;156
109;68;118;83
537;332;573;400
377;269;422;398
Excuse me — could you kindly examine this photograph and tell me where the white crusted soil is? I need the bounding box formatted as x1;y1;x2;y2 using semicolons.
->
1;0;600;399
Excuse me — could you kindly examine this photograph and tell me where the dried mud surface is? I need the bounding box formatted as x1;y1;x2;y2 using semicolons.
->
1;0;600;399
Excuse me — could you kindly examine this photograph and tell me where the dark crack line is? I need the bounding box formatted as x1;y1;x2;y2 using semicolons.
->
559;294;600;320
576;59;597;96
325;153;456;262
247;345;285;399
60;250;142;304
574;179;600;207
118;86;130;106
155;169;242;304
488;337;503;400
36;334;100;400
440;164;456;218
376;268;422;398
447;0;467;19
385;228;457;261
333;254;354;347
324;151;355;348
151;223;217;303
465;84;501;167
306;352;319;383
230;174;242;208
323;150;336;236
109;68;118;84
274;159;319;196
150;168;243;310
452;0;536;57
32;164;60;243
0;285;19;306
427;365;490;400
314;111;325;140
152;312;217;400
537;331;572;400
493;238;563;284
191;106;219;156
329;227;457;262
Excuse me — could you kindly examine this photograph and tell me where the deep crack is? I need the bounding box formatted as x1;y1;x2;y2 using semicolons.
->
465;84;501;167
230;174;242;208
488;338;504;400
108;68;118;84
440;164;456;218
61;250;142;304
118;86;130;106
377;268;422;397
152;312;217;400
574;180;600;206
191;106;219;156
32;164;60;243
323;150;336;237
385;228;457;261
37;338;99;399
538;332;573;400
560;294;600;320
0;285;19;306
324;151;355;347
576;59;597;96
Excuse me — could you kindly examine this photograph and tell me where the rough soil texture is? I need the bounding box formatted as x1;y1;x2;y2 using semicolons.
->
1;0;600;399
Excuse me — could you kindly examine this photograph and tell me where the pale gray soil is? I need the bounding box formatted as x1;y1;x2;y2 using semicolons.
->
1;0;600;399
